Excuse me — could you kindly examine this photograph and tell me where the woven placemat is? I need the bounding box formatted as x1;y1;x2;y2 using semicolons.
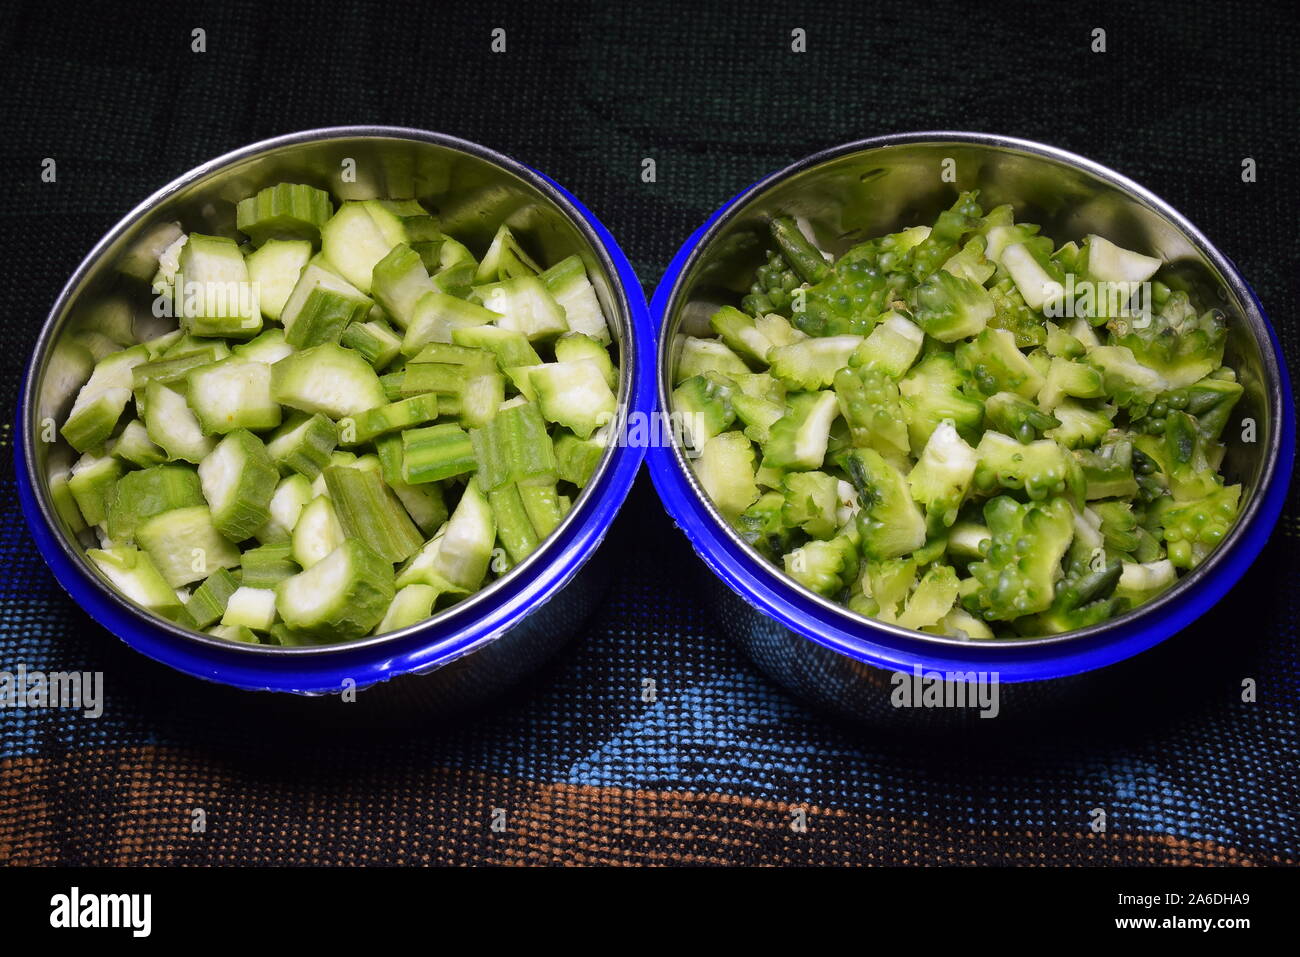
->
0;0;1295;865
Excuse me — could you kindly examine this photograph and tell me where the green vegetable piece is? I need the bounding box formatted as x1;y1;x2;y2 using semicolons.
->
694;431;759;523
104;464;205;543
67;453;126;528
973;432;1072;501
909;269;993;342
469;401;558;490
238;542;300;590
270;342;387;418
761;391;840;472
322;464;423;563
186;568;242;629
176;234;261;338
197;429;278;542
966;496;1075;620
88;546;184;619
61;344;150;452
769;336;863;391
185;357;283;434
531;360;617;440
840;448;927;561
136;505;241;588
907;422;977;529
276;538;395;641
833;364;910;457
898;353;983;450
401;423;477;484
265;413;339;479
236;183;332;245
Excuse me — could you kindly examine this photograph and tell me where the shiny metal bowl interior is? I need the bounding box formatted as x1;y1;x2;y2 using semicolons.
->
25;127;633;656
661;132;1283;650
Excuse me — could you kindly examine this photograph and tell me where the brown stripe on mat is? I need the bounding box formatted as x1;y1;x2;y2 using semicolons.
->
0;748;1283;866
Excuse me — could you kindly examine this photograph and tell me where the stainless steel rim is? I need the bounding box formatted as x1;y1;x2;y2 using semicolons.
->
24;125;636;656
659;131;1284;651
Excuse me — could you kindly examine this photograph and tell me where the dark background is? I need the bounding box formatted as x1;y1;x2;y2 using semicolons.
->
0;0;1296;866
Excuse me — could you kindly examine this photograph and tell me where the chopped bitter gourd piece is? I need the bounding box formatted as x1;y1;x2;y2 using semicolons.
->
186;567;242;629
984;391;1060;444
694;432;759;523
834;364;909;456
672;373;737;451
198;429;278;541
401;423;477;484
469;402;558;490
910;270;993;342
896;565;961;631
276;539;395;641
907;422;977;528
966;496;1075;620
322;464;423;563
783;536;858;597
781;470;839;539
236;183;332;245
710;305;773;364
841;448;927;561
104;464;205;542
176;234;261;338
136;505;241;588
88;546;184;619
270;342;387;418
898;353;984;450
675;336;750;383
761;391;840;472
530;360;617;439
769;336;863;391
670;201;1243;637
850;313;924;378
957;327;1044;399
185;357;282;434
974;432;1072;501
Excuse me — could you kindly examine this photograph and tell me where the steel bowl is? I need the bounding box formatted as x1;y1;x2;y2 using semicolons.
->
17;126;653;711
648;132;1293;725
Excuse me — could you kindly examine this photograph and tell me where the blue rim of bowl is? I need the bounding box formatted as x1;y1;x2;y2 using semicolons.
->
18;126;654;695
647;132;1294;683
